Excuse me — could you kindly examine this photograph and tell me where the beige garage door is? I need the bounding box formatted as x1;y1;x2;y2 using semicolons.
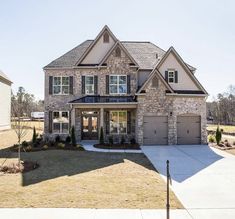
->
143;116;168;145
177;115;201;145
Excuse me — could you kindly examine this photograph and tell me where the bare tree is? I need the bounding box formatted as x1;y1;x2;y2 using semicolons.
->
11;88;30;167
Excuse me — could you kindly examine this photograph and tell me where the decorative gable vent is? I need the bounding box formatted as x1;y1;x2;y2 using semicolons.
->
152;75;159;88
115;47;121;57
103;32;109;43
156;53;158;59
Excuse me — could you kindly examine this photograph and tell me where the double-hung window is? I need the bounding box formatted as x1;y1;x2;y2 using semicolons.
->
168;71;175;83
85;76;94;94
53;76;69;95
109;75;127;94
110;111;127;134
53;111;69;133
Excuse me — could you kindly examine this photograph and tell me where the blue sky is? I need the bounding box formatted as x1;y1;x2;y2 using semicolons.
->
0;0;234;101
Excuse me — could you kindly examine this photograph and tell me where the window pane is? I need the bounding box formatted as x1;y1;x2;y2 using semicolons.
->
85;76;94;85
110;85;118;94
119;122;127;134
119;111;127;122
62;123;69;133
119;76;126;84
169;72;174;77
53;77;61;85
85;85;94;94
119;85;127;93
53;123;60;133
62;86;69;94
61;112;69;122
110;76;117;84
62;77;69;85
53;112;60;122
53;86;61;94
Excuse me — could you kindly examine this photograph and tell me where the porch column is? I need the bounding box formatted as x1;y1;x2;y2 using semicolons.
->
100;107;104;128
71;107;75;127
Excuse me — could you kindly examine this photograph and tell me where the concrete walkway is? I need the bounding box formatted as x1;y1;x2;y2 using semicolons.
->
81;141;142;153
141;145;235;219
0;208;193;219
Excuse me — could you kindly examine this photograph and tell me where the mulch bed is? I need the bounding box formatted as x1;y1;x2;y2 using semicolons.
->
0;161;39;174
209;143;235;151
94;143;140;150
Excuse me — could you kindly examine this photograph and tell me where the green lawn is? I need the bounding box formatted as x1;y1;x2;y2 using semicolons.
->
207;124;235;133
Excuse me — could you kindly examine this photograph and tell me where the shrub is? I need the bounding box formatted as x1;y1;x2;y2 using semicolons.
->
55;135;61;143
26;145;32;151
224;139;228;143
99;127;104;144
121;135;125;144
76;144;85;151
225;141;231;147
43;145;48;150
208;135;215;143
65;136;71;143
22;141;29;147
233;141;235;146
58;143;65;148
108;135;114;145
32;127;37;144
71;126;76;146
130;137;136;145
215;126;222;145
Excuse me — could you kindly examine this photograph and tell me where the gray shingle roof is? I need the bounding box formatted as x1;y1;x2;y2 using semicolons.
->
44;40;195;71
0;70;12;84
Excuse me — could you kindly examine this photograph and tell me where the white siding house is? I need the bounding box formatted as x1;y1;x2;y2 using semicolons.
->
0;70;12;131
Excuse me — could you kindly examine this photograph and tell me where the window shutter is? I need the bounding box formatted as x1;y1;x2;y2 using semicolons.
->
69;76;74;94
105;111;110;134
127;111;131;134
49;76;53;95
94;75;98;94
165;71;168;82
106;75;109;94
175;71;178;83
49;111;52;133
82;76;85;94
127;75;131;94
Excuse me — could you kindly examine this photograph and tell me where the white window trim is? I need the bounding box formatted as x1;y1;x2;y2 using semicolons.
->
168;70;175;83
52;111;69;134
109;75;127;94
110;110;127;134
85;75;95;95
53;76;70;95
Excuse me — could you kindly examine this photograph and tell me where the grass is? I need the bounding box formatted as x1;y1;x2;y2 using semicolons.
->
207;124;235;133
0;150;182;208
0;121;43;149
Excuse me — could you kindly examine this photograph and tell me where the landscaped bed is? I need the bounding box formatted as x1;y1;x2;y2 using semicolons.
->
0;150;183;209
94;143;140;150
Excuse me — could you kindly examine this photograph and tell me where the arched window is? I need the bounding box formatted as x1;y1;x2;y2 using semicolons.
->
115;47;121;57
103;32;109;43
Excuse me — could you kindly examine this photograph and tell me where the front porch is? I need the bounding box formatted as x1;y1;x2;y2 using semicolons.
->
69;96;137;143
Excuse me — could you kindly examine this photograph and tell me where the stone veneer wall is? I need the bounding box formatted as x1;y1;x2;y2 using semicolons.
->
44;47;138;138
136;74;207;145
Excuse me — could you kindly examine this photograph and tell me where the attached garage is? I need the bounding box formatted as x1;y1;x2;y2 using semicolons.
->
177;115;201;145
143;116;168;145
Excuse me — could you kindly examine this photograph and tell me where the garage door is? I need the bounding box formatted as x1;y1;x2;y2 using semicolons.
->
177;115;201;144
143;116;168;145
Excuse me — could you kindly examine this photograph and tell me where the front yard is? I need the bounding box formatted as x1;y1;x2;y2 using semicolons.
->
0;150;182;208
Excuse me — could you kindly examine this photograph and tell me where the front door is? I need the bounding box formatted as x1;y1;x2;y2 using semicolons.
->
82;114;98;140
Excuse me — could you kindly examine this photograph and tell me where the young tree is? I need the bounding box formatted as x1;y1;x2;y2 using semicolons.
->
99;126;104;144
11;87;30;168
32;126;37;144
215;126;222;145
71;126;76;146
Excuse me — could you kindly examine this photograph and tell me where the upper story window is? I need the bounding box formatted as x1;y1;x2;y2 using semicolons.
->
53;111;69;134
168;70;175;83
109;75;127;94
53;76;69;95
103;32;109;43
85;76;94;94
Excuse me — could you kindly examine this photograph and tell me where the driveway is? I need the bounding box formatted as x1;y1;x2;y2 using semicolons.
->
142;145;235;219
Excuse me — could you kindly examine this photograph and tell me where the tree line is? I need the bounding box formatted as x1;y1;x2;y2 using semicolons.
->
207;85;235;125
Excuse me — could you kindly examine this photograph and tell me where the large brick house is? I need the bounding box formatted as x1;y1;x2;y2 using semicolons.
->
43;26;208;145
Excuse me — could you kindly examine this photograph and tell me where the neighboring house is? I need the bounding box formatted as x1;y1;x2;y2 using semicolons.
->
43;25;208;145
0;70;12;131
